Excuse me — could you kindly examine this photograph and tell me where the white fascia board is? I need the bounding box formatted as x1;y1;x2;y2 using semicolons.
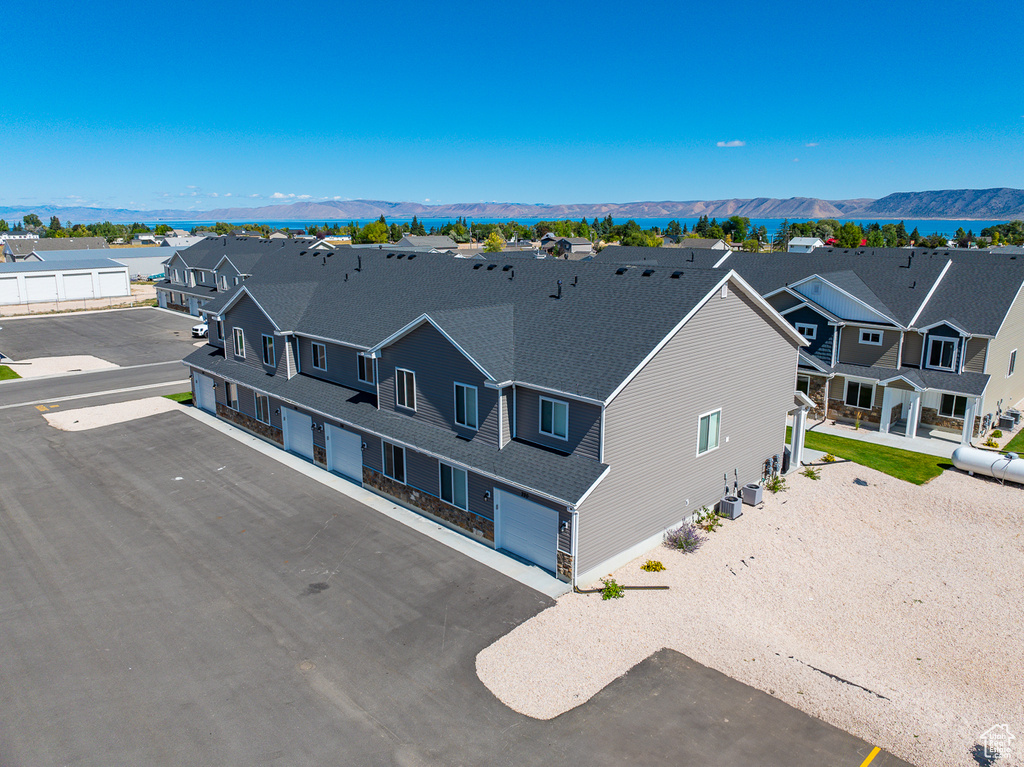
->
790;274;902;327
292;331;369;350
712;251;733;268
604;271;809;407
779;300;842;323
368;313;495;383
509;380;604;406
915;318;972;336
186;362;577;507
907;259;953;327
571;465;612;509
876;374;924;391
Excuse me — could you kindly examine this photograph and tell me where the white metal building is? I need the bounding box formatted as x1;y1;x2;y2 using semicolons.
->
0;259;131;305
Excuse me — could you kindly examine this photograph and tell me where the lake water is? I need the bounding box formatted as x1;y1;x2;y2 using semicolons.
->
145;217;1013;238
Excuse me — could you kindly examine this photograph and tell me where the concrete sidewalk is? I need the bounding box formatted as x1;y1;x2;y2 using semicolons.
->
799;418;960;458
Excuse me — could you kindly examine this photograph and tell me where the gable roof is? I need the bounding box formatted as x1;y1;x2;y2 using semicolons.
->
397;235;457;249
5;237;109;255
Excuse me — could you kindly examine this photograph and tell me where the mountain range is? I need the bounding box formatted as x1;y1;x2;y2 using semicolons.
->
2;188;1023;223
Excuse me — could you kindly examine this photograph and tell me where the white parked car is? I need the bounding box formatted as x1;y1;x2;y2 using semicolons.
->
192;322;209;338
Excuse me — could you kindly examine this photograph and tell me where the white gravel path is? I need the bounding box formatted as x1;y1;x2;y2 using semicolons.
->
3;355;118;378
477;462;1024;767
43;396;181;431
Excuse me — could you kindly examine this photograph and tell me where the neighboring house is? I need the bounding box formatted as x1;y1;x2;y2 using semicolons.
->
0;231;39;245
162;235;205;248
131;233;163;245
614;247;1024;444
156;236;271;316
787;237;824;253
395;235;458;251
22;247;175;279
555;237;593;257
3;236;109;261
268;231;289;239
662;237;729;250
184;250;806;585
0;259;130;305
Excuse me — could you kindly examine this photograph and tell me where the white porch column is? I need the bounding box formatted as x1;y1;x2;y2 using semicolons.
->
905;392;921;439
879;386;892;434
789;407;807;472
961;397;980;445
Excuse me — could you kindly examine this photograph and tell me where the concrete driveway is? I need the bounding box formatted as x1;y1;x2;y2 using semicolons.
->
0;307;197;366
0;404;913;766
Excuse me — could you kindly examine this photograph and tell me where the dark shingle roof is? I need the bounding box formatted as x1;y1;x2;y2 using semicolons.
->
185;346;607;505
5;237;109;255
829;362;989;396
913;254;1024;336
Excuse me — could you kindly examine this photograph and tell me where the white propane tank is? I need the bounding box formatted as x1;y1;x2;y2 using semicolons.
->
951;446;1024;486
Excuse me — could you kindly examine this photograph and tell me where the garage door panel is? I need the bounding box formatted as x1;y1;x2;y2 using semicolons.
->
495;490;558;572
25;275;58;302
63;273;95;300
326;424;362;482
283;407;314;460
0;277;20;304
98;270;127;297
194;373;216;414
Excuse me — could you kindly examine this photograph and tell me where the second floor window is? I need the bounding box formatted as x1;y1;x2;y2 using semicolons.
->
859;329;882;346
927;337;956;371
795;323;816;340
233;327;245;358
357;354;374;384
262;335;275;367
539;396;568;440
312;342;327;371
454;383;478;429
396;368;416;410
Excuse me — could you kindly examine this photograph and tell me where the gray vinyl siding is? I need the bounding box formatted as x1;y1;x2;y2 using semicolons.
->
983;283;1024;413
903;332;923;367
838;326;900;368
223;293;289;379
363;433;384;473
216;263;240;290
514;386;601;460
963;337;988;374
296;336;375;393
209;320;225;350
378;323;498;447
499;387;512;448
575;282;800;576
786;306;833;364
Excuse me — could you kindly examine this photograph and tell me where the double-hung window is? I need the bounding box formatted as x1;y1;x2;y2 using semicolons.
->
927;337;957;371
697;409;721;456
939;394;967;419
255;393;270;424
233;327;245;358
539;396;568;440
357;354;374;384
311;342;327;371
454;383;478;429
216;321;224;341
439;463;468;510
1009;349;1017;377
262;335;275;367
226;381;239;410
844;380;874;409
383;441;405;483
795;323;816;340
859;329;882;346
396;368;416;410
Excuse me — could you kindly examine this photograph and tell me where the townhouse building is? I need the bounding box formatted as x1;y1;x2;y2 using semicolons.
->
184;249;806;585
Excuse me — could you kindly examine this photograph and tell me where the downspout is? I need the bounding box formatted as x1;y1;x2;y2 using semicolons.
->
570;506;579;588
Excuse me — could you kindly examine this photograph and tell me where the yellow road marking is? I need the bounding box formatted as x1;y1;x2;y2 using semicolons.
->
35;405;48;412
859;746;881;767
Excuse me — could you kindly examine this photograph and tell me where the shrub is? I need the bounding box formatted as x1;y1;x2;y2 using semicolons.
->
992;429;1003;438
641;559;665;572
801;466;821;480
765;474;788;493
822;453;837;463
601;578;625;600
984;437;999;447
854;415;862;430
665;523;704;553
694;506;723;533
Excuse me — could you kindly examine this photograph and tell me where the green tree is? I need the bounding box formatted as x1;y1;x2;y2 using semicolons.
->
356;220;388;244
49;216;62;231
836;221;863;248
909;227;921;245
389;223;401;242
722;216;749;242
665;219;682;236
23;214;42;228
865;229;885;247
0;219;8;232
483;230;504;252
741;238;760;252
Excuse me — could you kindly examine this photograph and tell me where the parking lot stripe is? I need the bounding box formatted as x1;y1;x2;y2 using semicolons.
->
0;380;190;411
859;746;881;766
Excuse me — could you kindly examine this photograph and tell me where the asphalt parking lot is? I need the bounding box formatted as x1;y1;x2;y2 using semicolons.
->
0;307;198;365
0;403;912;767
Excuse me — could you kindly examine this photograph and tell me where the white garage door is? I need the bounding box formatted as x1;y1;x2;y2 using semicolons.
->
282;407;314;460
494;489;558;572
63;272;95;300
98;270;126;297
0;277;20;304
325;424;362;482
25;275;58;302
194;372;216;413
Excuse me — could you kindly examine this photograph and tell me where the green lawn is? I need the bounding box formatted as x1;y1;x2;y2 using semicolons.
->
0;365;21;381
1004;428;1024;454
163;392;193;404
787;426;948;485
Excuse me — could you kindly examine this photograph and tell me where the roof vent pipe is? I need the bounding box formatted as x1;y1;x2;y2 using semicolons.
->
573;275;578;286
357;255;362;271
557;279;562;299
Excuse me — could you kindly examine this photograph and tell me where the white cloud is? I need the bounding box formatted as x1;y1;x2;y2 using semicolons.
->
805;142;819;147
224;193;232;197
248;193;261;198
271;192;297;199
424;198;431;202
208;192;219;198
793;158;800;163
716;140;745;148
297;194;311;199
186;185;198;189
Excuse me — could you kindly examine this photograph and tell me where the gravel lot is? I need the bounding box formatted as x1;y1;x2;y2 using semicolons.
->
43;396;180;430
477;462;1024;767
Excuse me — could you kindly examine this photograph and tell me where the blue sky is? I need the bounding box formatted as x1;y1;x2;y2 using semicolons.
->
2;0;1022;211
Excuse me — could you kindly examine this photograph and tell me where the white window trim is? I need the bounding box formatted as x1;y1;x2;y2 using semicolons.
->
225;381;239;411
311;341;327;371
938;393;968;419
233;327;245;358
843;379;875;410
255;393;270;425
859;329;882;346
357;354;374;384
539;395;569;441
795;322;817;340
454;382;479;430
696;408;722;457
438;462;469;510
382;441;406;483
395;368;416;411
1009;349;1017;377
926;335;958;372
262;334;275;367
796;374;811;394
